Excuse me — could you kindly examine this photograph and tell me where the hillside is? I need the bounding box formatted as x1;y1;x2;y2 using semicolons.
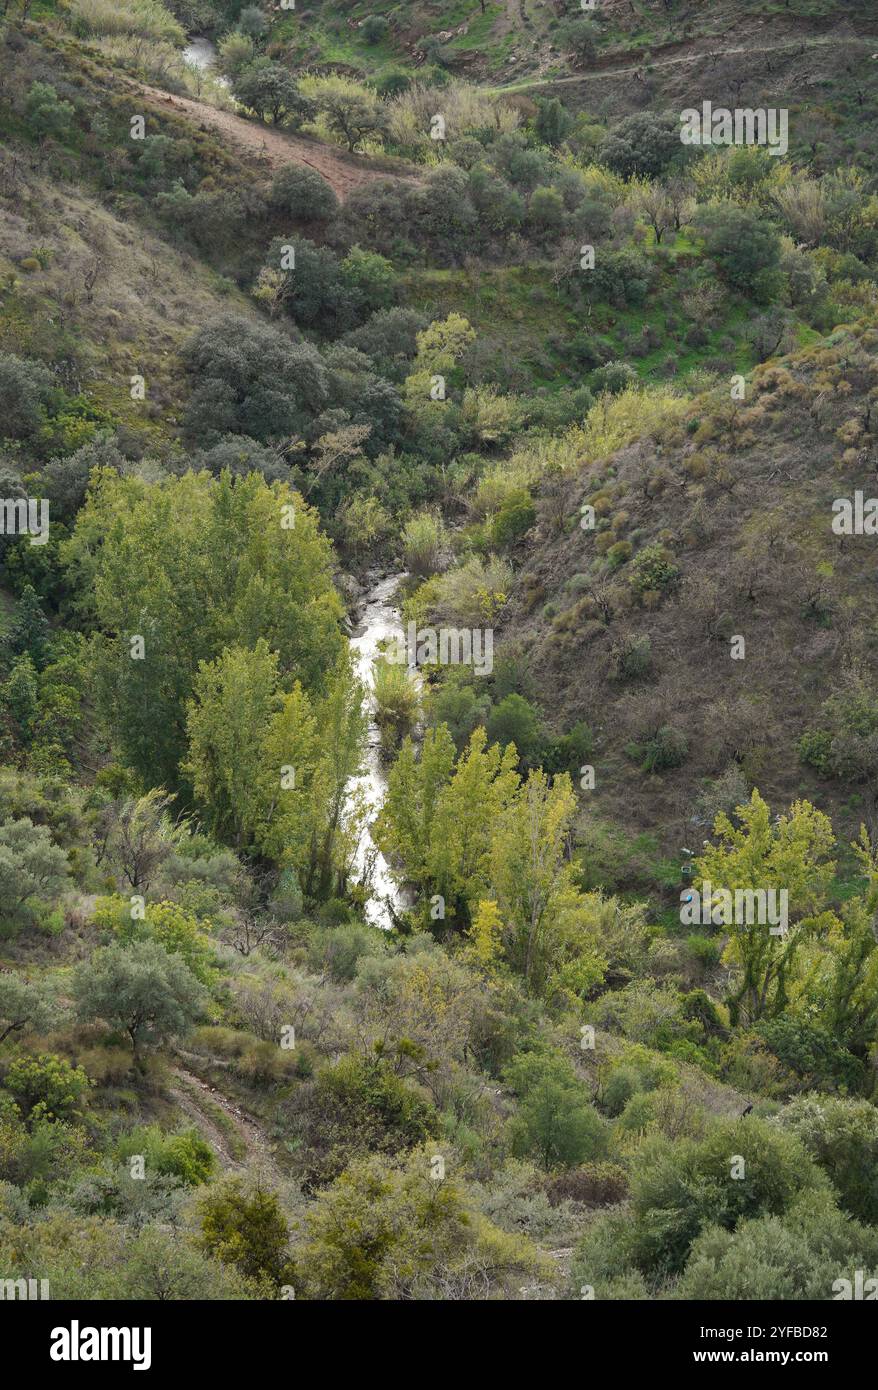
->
1;0;878;1326
503;321;878;862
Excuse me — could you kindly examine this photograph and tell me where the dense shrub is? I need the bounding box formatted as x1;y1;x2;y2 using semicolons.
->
546;1162;628;1208
181;315;328;445
3;1053;90;1124
268;165;339;225
777;1095;878;1223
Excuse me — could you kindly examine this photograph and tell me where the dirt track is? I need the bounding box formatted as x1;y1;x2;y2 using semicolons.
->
137;83;414;202
502;31;872;93
169;1062;283;1182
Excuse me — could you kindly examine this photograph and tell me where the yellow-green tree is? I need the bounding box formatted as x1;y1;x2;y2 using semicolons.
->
488;769;578;987
184;640;280;851
426;727;520;925
63;469;344;790
184;643;364;894
466;899;505;969
693;790;837;1024
296;1145;542;1300
375;724;457;889
403;312;476;407
377;725;519;926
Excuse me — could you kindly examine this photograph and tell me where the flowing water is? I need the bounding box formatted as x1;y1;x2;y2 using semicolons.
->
182;37;229;87
347;574;411;930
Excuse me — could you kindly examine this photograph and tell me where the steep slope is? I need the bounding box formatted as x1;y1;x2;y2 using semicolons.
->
0;163;262;437
136;80;418;201
501;317;878;854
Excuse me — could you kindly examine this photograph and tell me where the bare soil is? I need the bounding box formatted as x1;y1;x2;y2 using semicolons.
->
137;83;418;203
169;1062;285;1184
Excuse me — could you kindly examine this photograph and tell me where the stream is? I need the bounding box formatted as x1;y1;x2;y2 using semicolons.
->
182;36;229;87
347;574;411;930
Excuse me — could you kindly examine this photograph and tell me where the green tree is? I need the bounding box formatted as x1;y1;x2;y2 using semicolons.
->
819;841;878;1056
697;204;783;300
427;674;490;752
485;694;542;767
198;1177;291;1289
374;70;411;99
73;940;205;1061
0;817;68;920
184;641;281;850
377;725;525;925
309;75;387;152
4;585;50;668
262;237;363;334
600;111;684;179
184;640;364;889
63;469;344;790
527;186;566;239
375;724;457;889
94;895;215;986
24;82;74;141
426;728;520;924
119;1225;256;1300
303;665;368;898
342;307;426;382
693;790;837;1024
217;30;255;79
0;973;58;1046
489;769;577;985
506;1051;606;1170
297;1145;540;1300
252;680;322;867
268;164;338;225
232;59;309;126
556;17;598;68
778;1095;878;1224
535;98;573;149
626;1117;825;1276
180;314;328;445
361;14;389;44
237;4;268;40
3;655;39;741
676;1194;878;1301
0;352;58;440
300;1053;437;1187
341;246;396;315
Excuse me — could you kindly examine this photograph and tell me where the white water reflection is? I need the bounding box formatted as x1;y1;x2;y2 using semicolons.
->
347;574;415;930
183;37;229;87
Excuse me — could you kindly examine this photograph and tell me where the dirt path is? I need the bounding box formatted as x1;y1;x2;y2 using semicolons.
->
168;1063;284;1183
501;31;872;92
136;83;416;203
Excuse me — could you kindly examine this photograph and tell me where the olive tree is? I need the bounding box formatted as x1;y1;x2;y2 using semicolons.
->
73;940;206;1061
